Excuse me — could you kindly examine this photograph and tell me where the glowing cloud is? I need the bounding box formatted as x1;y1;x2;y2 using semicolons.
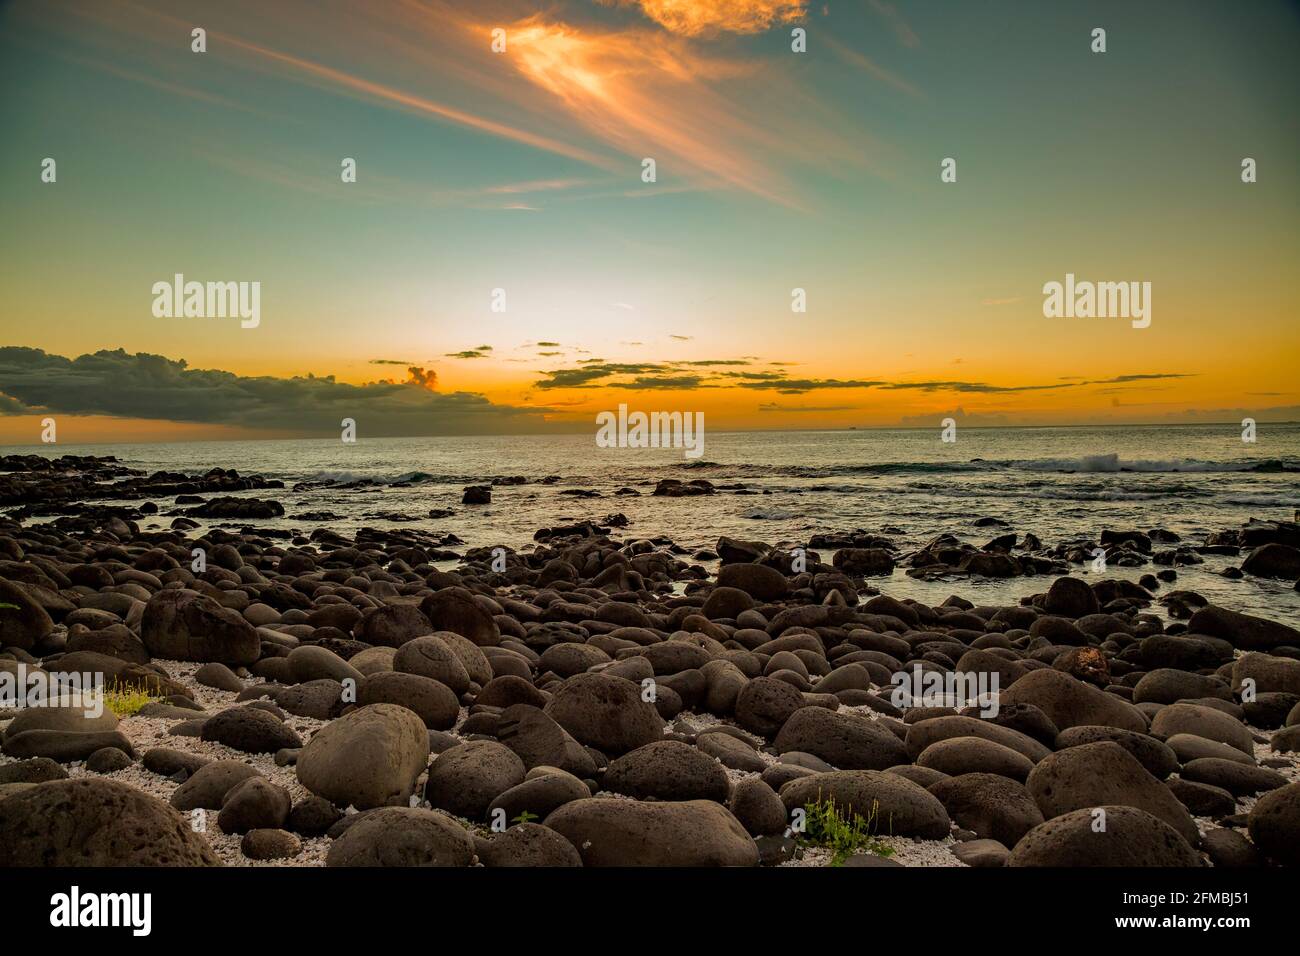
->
601;0;808;37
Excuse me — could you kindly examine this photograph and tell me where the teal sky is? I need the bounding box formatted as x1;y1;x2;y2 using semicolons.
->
1;0;1297;441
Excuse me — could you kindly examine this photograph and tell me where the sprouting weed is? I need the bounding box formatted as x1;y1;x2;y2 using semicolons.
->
798;795;895;867
102;678;157;717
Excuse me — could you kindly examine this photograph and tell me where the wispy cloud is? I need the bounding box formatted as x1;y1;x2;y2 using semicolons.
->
868;0;921;48
533;359;1195;396
823;35;924;100
759;402;859;412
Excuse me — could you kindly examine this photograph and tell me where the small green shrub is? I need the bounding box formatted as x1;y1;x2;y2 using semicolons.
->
798;795;895;866
102;678;156;717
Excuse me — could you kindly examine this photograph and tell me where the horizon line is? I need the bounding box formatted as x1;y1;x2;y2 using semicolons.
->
3;419;1296;451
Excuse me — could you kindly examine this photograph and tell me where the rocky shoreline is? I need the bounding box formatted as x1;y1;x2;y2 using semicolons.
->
2;454;1299;867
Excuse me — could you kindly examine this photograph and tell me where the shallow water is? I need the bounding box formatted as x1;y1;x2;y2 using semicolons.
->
13;423;1300;623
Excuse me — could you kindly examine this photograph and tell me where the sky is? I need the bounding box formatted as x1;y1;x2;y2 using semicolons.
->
1;0;1297;443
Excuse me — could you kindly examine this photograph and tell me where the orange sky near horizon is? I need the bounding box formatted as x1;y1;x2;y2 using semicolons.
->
1;0;1297;444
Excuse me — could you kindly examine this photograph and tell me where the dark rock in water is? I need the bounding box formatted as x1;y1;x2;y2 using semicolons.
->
959;552;1021;577
187;496;283;518
1241;542;1300;580
141;588;261;665
462;485;492;505
1247;782;1300;866
833;548;895;577
1101;529;1152;553
717;562;789;601
653;478;714;497
241;828;301;861
0;778;221;866
1043;577;1100;618
1188;605;1300;651
325;807;476;866
544;798;758;867
716;535;769;564
1008;806;1201;867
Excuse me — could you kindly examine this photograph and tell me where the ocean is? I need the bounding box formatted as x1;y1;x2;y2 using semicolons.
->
15;423;1300;623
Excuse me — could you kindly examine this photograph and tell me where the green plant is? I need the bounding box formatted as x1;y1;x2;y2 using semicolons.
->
0;602;18;610
102;678;157;717
511;810;540;825
798;795;895;867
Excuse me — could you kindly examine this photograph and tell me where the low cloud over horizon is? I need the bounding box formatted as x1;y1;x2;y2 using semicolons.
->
1;346;1293;444
0;347;557;437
